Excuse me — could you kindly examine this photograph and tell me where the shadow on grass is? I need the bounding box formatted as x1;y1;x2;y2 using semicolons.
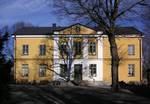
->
0;84;10;104
37;85;116;104
119;81;150;98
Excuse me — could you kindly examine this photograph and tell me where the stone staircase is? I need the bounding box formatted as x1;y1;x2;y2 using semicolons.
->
50;80;110;88
78;80;110;88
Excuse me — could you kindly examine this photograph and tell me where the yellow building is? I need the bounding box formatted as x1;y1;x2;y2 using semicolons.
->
13;23;143;83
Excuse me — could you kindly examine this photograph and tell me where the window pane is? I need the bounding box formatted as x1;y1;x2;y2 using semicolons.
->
88;42;96;55
60;43;67;54
60;64;67;77
22;64;28;77
89;64;97;77
39;64;47;77
74;42;82;55
128;64;135;77
23;45;29;55
39;45;46;55
128;45;135;55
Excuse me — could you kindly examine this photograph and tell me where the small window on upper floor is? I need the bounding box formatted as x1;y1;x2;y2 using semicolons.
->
74;41;82;55
39;44;46;56
59;43;67;55
88;42;96;55
22;45;29;55
128;45;135;55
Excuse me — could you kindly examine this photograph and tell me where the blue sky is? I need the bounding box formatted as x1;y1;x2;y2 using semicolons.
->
0;0;147;32
0;0;70;27
0;0;148;59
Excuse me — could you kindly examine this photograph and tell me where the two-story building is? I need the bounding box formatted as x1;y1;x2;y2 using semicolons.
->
13;23;143;83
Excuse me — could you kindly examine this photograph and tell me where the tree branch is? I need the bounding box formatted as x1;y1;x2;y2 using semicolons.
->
116;0;145;19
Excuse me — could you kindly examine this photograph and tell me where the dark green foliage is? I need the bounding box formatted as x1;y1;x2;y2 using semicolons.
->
0;30;12;104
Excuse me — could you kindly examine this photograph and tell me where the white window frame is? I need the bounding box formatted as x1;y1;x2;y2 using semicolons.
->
74;41;82;55
39;44;46;55
22;64;29;77
89;64;97;77
88;42;96;55
128;45;135;55
39;64;47;77
128;64;135;77
23;45;29;55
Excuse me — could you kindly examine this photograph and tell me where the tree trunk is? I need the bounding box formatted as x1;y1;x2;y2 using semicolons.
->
67;63;71;81
108;33;119;91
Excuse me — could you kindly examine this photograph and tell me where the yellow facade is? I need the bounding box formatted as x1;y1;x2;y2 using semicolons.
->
103;37;142;83
14;24;142;83
14;37;54;82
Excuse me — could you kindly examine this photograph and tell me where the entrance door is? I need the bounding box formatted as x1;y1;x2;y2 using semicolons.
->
74;64;82;81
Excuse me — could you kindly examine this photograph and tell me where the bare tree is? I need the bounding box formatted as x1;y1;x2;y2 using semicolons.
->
38;34;91;84
142;0;150;34
141;0;150;85
53;35;89;82
12;21;34;32
143;37;150;86
51;0;146;91
54;36;75;81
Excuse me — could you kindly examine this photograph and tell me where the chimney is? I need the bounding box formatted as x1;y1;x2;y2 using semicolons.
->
52;23;56;28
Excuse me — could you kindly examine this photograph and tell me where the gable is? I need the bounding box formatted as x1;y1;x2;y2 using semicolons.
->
59;24;97;35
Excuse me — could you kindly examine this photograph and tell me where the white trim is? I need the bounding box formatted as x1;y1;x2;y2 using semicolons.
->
12;35;51;38
12;34;101;38
53;36;59;80
54;59;103;81
83;37;88;59
53;36;103;81
12;34;142;38
98;37;103;81
97;31;103;35
54;31;60;34
102;34;142;38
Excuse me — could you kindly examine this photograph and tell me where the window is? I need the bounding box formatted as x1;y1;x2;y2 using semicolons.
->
89;64;97;77
59;43;67;54
128;64;135;77
39;64;47;77
128;45;135;55
22;45;29;55
22;64;28;77
39;44;46;55
88;42;96;55
74;42;82;55
60;64;67;77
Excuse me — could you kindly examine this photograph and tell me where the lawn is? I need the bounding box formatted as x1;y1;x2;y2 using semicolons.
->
8;84;150;104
